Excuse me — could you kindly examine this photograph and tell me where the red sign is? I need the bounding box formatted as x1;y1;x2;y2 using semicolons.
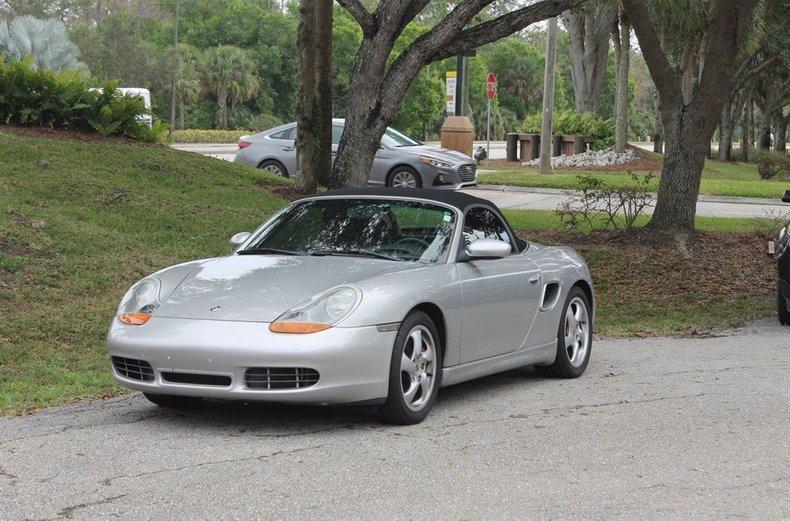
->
486;73;497;101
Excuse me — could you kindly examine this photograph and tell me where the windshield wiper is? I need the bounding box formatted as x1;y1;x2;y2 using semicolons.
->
237;247;302;256
310;249;400;261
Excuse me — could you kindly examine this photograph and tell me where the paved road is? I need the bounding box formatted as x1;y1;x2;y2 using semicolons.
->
2;320;788;519
463;187;790;219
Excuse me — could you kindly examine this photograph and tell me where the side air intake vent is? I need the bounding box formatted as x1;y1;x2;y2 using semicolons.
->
541;282;561;311
112;356;154;382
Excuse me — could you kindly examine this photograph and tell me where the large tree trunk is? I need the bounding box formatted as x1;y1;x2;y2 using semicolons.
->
652;93;663;153
774;114;787;152
623;0;759;234
649;100;708;232
296;0;317;193
330;36;391;189
331;0;586;189
740;93;753;162
614;10;630;152
561;2;618;114
314;0;333;187
717;91;747;162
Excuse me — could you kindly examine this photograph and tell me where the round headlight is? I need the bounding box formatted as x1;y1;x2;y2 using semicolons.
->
325;288;358;319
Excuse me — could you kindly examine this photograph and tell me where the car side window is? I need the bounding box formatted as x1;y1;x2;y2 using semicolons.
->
270;127;295;140
331;125;344;145
463;207;512;248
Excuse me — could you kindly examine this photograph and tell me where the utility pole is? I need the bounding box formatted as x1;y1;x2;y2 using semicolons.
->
169;0;180;133
454;50;476;116
539;16;558;175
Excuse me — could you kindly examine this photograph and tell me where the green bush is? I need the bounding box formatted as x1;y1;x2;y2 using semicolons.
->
170;129;252;143
0;56;160;141
249;113;282;132
754;149;790;180
517;109;614;149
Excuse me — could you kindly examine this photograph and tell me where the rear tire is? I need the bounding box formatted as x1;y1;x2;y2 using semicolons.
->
536;286;592;378
258;159;289;178
387;166;421;188
378;311;441;424
143;393;203;409
778;282;790;325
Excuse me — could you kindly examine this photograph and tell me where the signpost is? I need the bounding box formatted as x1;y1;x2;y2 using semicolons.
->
486;72;497;159
445;71;457;115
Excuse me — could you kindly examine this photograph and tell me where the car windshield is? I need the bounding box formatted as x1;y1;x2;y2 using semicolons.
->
241;199;456;263
381;127;421;147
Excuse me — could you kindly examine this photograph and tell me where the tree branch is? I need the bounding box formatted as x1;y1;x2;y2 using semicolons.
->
336;0;375;36
621;0;678;102
436;0;588;60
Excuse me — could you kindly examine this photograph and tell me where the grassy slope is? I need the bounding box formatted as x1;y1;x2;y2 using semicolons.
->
0;129;288;413
479;160;787;199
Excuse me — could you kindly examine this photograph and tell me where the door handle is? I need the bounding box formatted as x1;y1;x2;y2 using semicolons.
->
282;147;294;152
528;274;541;285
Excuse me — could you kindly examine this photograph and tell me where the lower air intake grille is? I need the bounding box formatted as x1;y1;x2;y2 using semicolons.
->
112;356;154;382
244;368;320;390
458;164;477;183
161;372;231;387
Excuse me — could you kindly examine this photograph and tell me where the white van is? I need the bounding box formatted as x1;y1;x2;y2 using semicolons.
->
89;87;153;128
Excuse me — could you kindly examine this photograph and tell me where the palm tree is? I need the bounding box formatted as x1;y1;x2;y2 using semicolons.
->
201;45;260;129
0;16;84;72
169;44;203;130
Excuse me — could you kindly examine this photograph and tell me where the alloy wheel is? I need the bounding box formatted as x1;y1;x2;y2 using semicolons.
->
391;171;418;188
400;325;436;411
564;296;590;367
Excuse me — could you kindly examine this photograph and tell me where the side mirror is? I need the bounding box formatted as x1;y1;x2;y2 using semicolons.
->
465;239;511;260
782;190;790;203
230;232;251;249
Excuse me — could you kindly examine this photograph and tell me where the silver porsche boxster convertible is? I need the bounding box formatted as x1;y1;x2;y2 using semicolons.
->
107;189;594;424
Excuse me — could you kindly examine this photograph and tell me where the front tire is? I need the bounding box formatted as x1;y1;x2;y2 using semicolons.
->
387;166;422;188
378;311;441;424
143;393;203;409
258;159;289;178
536;286;592;378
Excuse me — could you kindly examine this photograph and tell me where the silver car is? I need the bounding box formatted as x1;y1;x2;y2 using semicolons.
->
234;119;478;189
107;189;594;424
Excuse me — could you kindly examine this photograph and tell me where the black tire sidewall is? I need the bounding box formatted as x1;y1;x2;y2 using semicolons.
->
554;287;593;377
259;159;289;178
380;311;442;424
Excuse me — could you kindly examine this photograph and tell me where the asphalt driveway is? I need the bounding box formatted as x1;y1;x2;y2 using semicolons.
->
2;320;788;519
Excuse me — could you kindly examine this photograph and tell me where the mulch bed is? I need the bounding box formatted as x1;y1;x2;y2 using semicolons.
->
1;124;136;144
484;145;662;172
518;229;776;335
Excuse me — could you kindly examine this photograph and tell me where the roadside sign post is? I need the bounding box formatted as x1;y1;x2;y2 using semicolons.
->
486;73;497;160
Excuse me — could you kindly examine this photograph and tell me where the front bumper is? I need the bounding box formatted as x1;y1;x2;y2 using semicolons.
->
422;163;478;190
107;316;396;405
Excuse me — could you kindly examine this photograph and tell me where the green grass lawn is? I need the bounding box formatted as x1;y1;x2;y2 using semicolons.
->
0;128;778;414
502;208;784;235
480;159;787;199
0;129;289;414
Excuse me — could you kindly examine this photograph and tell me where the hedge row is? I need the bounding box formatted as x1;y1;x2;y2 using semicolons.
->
170;129;253;143
518;110;614;150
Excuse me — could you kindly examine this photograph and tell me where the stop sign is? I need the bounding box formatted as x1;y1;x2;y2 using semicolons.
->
486;73;497;101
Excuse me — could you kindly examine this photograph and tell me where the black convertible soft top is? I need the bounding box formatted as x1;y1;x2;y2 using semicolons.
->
307;188;500;214
302;188;526;252
306;188;523;250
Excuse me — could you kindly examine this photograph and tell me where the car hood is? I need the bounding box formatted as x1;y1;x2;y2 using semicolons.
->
395;145;473;164
156;254;411;322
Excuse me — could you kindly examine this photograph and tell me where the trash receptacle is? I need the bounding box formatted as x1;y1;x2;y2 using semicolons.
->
441;116;475;158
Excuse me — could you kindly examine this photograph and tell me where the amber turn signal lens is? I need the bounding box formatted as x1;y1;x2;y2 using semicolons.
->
119;312;152;325
269;321;330;334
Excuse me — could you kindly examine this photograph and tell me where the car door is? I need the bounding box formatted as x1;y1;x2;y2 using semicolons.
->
267;125;297;175
456;206;543;363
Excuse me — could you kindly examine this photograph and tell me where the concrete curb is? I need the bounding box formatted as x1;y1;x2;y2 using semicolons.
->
472;184;787;207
